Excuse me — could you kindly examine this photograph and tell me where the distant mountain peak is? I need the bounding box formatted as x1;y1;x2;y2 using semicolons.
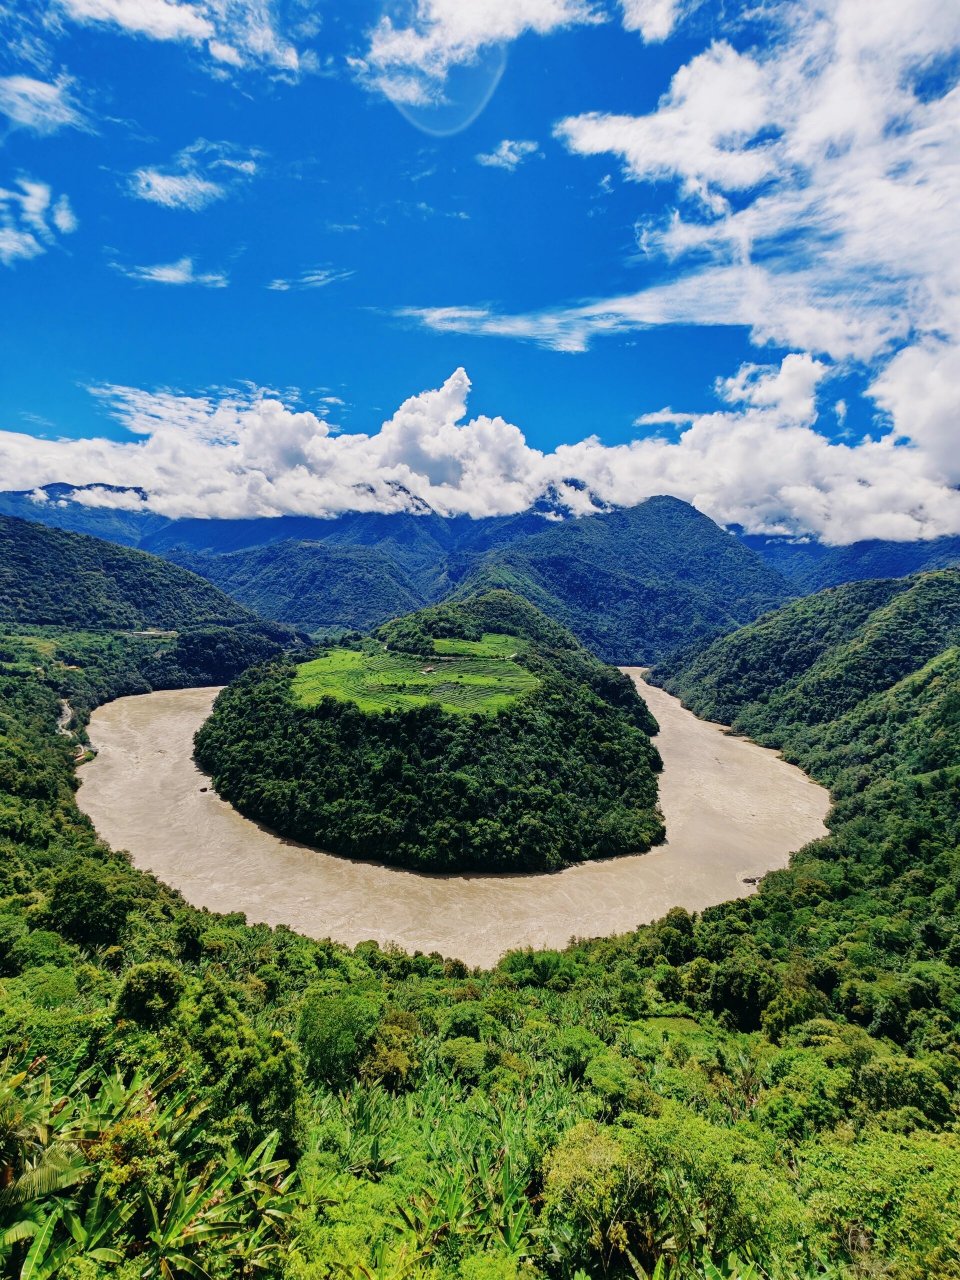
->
528;481;618;520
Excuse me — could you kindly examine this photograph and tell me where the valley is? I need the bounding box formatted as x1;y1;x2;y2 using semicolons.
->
3;510;960;1279
76;672;830;966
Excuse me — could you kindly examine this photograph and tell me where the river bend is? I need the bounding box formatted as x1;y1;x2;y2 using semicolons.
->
76;671;830;967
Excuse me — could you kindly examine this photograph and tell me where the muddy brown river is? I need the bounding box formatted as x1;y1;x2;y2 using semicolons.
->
76;671;830;967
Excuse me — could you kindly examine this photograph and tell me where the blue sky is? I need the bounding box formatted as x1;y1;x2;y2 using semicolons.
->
1;0;959;541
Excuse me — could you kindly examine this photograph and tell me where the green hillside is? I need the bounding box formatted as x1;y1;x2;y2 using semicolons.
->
654;569;960;750
452;497;792;662
158;498;792;660
0;515;257;630
0;516;306;700
195;591;664;872
291;640;538;715
171;540;427;633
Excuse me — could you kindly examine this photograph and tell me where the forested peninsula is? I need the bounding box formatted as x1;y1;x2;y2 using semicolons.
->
195;590;665;872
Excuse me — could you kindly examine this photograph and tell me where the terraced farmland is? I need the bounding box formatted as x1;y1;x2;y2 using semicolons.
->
291;636;539;715
432;632;525;658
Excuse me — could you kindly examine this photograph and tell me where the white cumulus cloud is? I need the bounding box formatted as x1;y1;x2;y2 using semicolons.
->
402;0;960;513
3;365;960;543
620;0;695;42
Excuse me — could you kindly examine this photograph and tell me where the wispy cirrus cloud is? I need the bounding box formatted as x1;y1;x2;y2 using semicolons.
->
0;73;87;133
476;139;540;171
0;179;78;266
356;0;603;107
128;138;260;210
266;265;354;292
129;169;225;210
55;0;305;75
114;256;228;286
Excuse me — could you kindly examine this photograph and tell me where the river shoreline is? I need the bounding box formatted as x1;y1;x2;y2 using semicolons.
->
76;672;830;966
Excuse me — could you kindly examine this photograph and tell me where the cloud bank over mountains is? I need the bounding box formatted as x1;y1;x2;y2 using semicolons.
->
4;365;959;545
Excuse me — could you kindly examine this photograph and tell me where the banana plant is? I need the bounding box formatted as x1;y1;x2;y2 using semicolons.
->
0;1061;88;1271
14;1179;132;1280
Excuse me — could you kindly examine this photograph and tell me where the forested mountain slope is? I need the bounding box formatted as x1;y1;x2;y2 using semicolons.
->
172;540;426;633
741;530;960;592
0;515;258;630
451;497;792;661
0;515;305;696
175;497;793;660
195;590;665;872
654;569;960;741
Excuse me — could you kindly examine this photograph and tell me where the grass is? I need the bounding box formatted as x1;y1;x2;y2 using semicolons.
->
291;635;540;716
433;633;526;658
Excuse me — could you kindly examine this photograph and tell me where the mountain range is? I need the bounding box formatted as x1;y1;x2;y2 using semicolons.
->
1;487;790;661
6;482;960;660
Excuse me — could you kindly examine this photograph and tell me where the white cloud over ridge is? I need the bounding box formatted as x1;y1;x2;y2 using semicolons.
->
3;365;960;543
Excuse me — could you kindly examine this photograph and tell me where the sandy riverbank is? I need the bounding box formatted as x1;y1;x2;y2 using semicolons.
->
76;672;830;967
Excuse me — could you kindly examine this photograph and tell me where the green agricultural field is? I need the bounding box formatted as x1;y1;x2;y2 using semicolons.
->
432;632;527;658
291;638;539;715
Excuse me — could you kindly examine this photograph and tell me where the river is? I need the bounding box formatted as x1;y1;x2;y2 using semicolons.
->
76;671;830;967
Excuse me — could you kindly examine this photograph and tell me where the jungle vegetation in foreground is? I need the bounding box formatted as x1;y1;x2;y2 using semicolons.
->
1;542;960;1278
195;592;665;871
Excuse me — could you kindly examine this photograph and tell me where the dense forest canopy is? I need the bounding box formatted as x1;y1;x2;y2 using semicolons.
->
654;570;960;751
0;516;262;631
173;540;426;634
1;518;959;1278
195;591;665;872
447;499;792;663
